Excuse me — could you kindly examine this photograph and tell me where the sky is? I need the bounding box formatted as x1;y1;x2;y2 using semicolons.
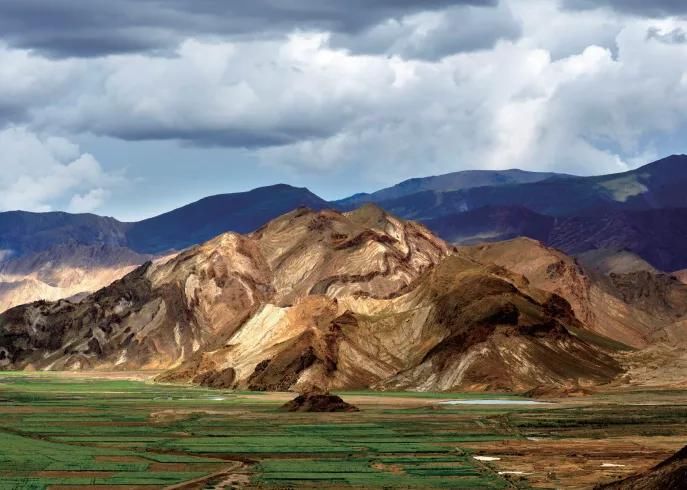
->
2;0;687;221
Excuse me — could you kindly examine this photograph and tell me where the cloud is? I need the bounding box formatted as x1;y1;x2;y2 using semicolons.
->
68;188;110;213
34;35;400;147
0;127;118;212
514;0;623;60
330;2;521;60
0;44;80;125
647;27;687;44
0;0;686;210
563;0;687;17
260;20;687;181
0;0;497;58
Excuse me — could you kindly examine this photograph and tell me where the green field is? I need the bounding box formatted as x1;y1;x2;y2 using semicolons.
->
1;373;686;489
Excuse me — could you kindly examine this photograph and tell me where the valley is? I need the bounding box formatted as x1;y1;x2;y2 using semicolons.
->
0;372;685;489
4;3;687;488
1;159;687;488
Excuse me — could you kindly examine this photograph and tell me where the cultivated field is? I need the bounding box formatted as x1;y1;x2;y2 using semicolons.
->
0;372;685;489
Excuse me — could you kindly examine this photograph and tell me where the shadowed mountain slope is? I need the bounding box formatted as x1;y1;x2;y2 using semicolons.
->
421;206;554;245
421;206;687;272
336;169;566;209
126;184;329;254
371;155;687;220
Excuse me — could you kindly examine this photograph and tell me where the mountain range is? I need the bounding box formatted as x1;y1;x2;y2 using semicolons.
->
0;185;327;311
2;154;686;313
3;203;687;393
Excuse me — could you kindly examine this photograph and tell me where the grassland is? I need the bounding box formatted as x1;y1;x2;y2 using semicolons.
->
0;372;686;489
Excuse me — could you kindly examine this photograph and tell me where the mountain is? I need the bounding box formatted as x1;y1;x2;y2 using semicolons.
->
423;206;687;271
462;238;687;351
0;244;149;312
575;248;659;275
0;211;146;312
333;154;687;272
422;206;554;245
2;154;687;313
0;206;622;392
335;169;567;209
0;185;328;312
546;208;687;271
371;155;687;220
674;270;687;284
126;184;329;254
0;211;128;254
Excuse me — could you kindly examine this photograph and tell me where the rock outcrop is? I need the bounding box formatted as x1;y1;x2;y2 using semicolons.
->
281;393;359;412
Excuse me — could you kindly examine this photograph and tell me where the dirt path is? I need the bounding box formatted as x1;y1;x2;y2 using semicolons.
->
164;462;252;490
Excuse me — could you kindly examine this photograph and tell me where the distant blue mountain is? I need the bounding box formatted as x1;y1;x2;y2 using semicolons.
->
1;155;687;273
334;168;570;209
0;184;328;259
370;155;687;219
125;184;328;254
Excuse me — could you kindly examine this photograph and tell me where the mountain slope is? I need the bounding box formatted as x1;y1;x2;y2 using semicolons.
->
126;184;329;254
0;185;329;312
335;169;566;209
421;205;687;272
376;155;687;220
0;212;147;311
0;207;621;392
547;208;687;271
422;206;554;245
0;244;149;312
462;238;687;349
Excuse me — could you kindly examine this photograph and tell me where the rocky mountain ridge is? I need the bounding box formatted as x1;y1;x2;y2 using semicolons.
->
2;155;687;315
0;206;627;393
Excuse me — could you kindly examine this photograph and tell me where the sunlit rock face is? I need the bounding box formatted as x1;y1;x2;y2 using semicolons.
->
0;244;148;313
0;206;626;392
462;238;687;350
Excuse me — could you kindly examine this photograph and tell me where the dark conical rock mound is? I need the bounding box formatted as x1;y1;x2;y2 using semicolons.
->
596;445;687;489
281;392;359;412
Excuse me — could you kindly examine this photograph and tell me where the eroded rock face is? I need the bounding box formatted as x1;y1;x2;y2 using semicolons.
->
462;238;687;349
0;206;624;392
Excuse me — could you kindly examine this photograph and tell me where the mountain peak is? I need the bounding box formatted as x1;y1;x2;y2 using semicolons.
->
126;184;329;254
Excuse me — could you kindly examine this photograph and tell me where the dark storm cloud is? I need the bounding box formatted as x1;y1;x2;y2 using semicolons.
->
0;0;497;58
563;0;687;17
330;2;520;60
108;126;336;149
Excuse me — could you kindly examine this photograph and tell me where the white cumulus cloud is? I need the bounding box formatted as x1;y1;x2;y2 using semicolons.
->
0;127;119;212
